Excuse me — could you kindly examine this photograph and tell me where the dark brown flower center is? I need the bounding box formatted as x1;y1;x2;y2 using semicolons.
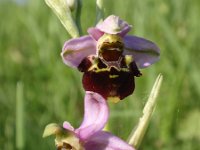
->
99;42;123;61
57;142;73;150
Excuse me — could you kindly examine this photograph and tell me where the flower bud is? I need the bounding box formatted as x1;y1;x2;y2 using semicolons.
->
66;0;77;11
45;0;79;37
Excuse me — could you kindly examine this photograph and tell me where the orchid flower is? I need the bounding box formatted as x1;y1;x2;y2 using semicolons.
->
61;15;160;102
43;91;135;150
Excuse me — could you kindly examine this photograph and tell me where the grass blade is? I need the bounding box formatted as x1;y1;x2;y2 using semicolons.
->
16;81;24;150
128;74;163;149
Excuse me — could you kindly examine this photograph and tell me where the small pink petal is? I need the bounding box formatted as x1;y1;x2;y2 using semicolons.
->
96;15;132;36
84;131;135;150
61;35;96;67
63;121;75;132
87;27;104;41
123;35;160;68
75;91;109;141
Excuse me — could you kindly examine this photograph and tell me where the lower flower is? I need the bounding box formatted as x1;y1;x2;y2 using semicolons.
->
43;91;135;150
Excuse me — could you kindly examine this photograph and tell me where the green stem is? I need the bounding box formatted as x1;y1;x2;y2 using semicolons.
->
96;0;104;24
75;0;82;35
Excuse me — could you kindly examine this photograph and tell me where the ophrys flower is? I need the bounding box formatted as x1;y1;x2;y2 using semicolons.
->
43;91;135;150
61;15;160;102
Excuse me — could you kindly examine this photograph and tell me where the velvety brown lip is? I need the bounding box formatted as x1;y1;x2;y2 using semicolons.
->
78;56;142;100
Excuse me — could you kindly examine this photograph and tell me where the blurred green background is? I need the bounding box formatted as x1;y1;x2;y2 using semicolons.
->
0;0;200;149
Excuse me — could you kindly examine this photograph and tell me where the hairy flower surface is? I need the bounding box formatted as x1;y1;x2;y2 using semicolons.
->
43;91;135;150
61;15;160;101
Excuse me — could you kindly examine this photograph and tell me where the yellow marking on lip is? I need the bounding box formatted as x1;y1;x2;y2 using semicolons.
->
88;64;99;71
88;65;130;73
109;75;119;78
125;55;133;65
88;66;110;73
88;58;100;71
108;97;120;103
120;68;130;72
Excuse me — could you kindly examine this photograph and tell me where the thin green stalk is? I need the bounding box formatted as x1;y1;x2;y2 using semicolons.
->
75;0;83;35
16;81;24;150
127;74;163;149
96;0;104;24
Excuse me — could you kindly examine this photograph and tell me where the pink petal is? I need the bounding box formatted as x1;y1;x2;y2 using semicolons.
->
84;131;135;150
75;91;109;141
63;121;75;132
96;15;132;36
87;27;104;41
123;35;160;68
61;35;96;67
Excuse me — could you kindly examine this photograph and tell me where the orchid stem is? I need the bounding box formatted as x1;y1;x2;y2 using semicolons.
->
75;0;83;35
127;74;163;149
96;0;105;24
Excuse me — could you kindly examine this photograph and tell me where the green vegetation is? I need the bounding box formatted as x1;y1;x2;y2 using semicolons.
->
0;0;200;149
